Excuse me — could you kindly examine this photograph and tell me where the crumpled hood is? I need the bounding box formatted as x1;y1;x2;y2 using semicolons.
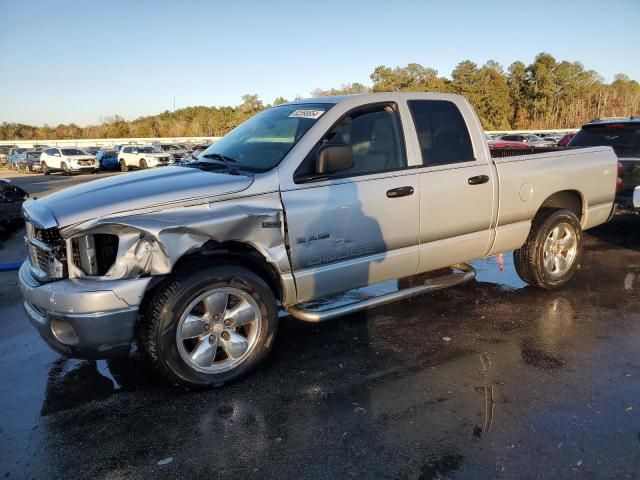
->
27;166;253;228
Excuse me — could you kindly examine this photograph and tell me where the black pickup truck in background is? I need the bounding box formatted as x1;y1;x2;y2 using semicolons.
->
569;118;640;212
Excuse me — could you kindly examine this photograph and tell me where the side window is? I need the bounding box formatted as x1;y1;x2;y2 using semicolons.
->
408;100;474;166
123;147;131;153
323;105;406;176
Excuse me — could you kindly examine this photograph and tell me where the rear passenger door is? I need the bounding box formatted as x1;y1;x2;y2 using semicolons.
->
406;99;496;272
281;102;420;302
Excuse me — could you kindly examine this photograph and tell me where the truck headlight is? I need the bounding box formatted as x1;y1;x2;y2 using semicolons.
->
69;229;166;280
71;234;119;275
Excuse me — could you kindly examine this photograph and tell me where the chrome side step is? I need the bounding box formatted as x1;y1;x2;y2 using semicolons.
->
286;263;475;323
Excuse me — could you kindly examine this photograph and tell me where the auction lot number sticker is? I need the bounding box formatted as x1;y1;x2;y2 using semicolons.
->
289;109;325;119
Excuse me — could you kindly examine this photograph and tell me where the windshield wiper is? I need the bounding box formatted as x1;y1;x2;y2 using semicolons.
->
201;153;239;175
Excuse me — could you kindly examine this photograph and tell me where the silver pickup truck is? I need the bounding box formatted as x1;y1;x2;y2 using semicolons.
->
19;93;618;386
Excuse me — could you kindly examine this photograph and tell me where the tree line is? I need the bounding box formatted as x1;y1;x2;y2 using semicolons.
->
2;52;639;141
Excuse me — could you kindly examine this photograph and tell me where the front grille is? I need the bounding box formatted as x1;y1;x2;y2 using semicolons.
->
26;223;67;281
78;160;94;166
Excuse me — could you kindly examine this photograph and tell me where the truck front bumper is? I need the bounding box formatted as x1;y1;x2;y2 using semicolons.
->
18;261;152;359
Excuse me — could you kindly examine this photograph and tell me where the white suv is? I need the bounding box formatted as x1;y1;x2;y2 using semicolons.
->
118;146;173;171
40;147;99;175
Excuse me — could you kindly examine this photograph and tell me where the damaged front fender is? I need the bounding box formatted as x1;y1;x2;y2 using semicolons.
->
61;192;296;304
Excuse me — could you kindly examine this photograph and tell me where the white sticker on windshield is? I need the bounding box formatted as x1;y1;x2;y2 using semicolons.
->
289;109;325;119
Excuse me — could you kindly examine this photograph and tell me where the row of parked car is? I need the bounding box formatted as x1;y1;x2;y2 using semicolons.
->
485;132;576;149
0;143;212;175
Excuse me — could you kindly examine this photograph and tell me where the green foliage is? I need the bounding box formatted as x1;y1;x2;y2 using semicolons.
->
2;52;639;141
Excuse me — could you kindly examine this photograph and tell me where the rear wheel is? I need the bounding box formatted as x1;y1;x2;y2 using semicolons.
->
139;264;279;387
42;162;50;175
514;209;582;289
120;159;128;172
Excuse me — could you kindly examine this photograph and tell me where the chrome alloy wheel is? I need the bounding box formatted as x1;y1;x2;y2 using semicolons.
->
542;222;578;278
176;287;262;374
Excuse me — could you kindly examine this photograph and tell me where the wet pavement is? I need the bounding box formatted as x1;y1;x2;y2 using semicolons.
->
1;215;640;479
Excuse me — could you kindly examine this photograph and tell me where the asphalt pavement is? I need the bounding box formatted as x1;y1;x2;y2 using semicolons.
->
1;169;639;479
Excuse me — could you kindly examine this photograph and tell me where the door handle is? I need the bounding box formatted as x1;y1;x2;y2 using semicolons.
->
386;186;415;198
468;175;490;185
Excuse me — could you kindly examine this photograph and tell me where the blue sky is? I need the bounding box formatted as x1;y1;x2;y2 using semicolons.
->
1;0;638;126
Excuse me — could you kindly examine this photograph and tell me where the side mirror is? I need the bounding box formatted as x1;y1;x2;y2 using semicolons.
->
316;144;353;175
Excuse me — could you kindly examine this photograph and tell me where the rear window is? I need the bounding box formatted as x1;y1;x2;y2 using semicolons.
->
408;100;474;165
570;124;640;156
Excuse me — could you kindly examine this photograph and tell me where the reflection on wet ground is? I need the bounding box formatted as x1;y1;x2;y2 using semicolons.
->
1;216;640;479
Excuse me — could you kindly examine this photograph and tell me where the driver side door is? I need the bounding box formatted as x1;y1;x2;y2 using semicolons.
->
281;103;420;303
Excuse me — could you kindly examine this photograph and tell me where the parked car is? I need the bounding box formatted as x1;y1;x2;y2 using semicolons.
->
159;144;190;162
0;145;14;167
181;143;212;163
17;150;43;173
485;134;529;149
8;148;28;169
569;118;640;212
19;92;618;387
558;133;575;146
95;149;119;170
0;179;28;231
118;145;173;171
499;134;555;147
540;133;564;146
83;146;100;156
39;147;99;175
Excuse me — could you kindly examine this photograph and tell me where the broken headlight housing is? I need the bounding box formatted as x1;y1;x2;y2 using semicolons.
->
71;234;119;276
69;228;165;280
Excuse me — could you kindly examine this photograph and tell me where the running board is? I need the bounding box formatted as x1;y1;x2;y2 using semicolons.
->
286;263;475;323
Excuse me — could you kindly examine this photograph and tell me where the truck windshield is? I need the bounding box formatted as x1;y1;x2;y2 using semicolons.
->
195;103;334;173
570;124;640;156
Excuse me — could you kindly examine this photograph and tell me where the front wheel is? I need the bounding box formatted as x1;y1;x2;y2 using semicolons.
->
120;159;128;172
62;162;71;175
514;208;582;289
140;159;148;169
139;265;279;387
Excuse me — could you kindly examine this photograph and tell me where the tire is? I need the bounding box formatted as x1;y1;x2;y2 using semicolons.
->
62;162;70;175
42;162;50;175
514;208;582;289
25;164;31;174
140;159;147;169
139;264;279;387
120;159;128;172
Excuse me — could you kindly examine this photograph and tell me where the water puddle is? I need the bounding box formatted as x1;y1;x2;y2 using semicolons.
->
471;253;527;291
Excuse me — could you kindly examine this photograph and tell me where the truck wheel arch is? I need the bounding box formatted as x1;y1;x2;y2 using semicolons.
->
538;190;584;221
170;241;284;302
